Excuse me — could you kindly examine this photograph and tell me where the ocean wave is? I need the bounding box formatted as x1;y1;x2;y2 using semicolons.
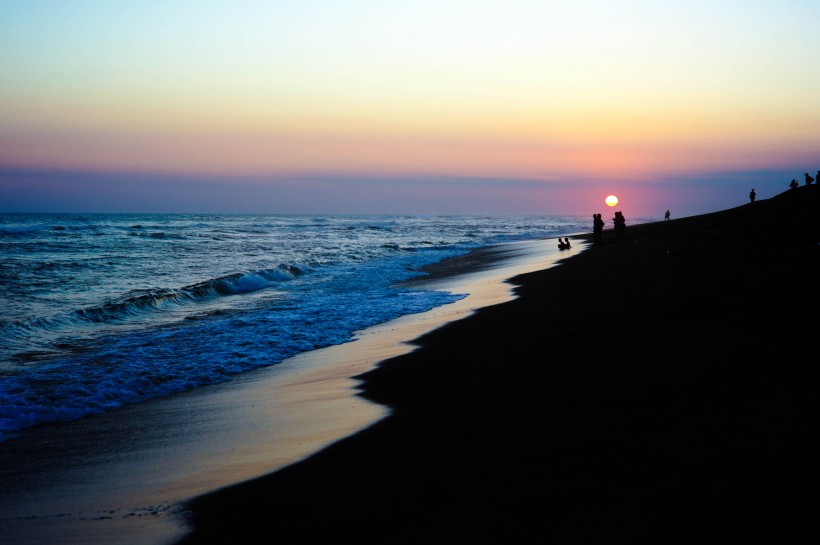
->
203;265;304;295
382;243;402;251
97;264;304;314
127;230;187;239
0;282;465;440
0;213;596;441
1;264;306;342
0;225;50;236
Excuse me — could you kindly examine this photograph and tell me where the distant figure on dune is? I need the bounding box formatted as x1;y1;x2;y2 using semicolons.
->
664;209;671;221
749;188;756;204
805;172;814;186
593;213;604;244
790;179;799;190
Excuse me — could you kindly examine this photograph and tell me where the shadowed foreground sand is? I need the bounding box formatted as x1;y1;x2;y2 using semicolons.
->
178;186;818;543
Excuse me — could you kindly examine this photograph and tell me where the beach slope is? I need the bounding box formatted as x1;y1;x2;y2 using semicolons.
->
178;187;818;543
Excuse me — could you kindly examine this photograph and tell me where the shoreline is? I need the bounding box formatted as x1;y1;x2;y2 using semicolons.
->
178;187;818;543
0;237;569;545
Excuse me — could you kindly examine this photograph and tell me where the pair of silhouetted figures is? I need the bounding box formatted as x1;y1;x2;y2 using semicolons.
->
788;172;817;190
612;211;626;238
592;213;605;244
591;212;626;242
786;170;819;196
557;237;571;250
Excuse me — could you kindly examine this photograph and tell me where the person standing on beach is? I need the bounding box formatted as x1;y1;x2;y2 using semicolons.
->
664;209;671;221
593;213;604;244
613;211;626;238
749;189;756;203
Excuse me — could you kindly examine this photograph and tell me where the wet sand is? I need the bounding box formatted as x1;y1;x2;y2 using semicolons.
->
0;238;567;544
177;187;818;543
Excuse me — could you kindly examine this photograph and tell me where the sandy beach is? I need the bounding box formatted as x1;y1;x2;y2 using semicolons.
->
177;186;818;543
5;4;820;544
0;233;568;544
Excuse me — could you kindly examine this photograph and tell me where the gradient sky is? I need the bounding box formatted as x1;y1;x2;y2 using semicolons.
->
2;0;819;217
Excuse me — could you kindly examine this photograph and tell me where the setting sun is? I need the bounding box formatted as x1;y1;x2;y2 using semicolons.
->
605;195;619;207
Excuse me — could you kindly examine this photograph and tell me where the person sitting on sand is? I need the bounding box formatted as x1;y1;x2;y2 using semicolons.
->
805;173;814;186
790;179;799;190
558;238;567;250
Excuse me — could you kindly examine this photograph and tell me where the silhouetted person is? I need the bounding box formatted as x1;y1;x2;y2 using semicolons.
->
613;211;626;238
790;179;799;190
593;213;604;244
749;188;756;203
558;238;567;250
805;172;814;186
664;209;670;221
563;237;571;249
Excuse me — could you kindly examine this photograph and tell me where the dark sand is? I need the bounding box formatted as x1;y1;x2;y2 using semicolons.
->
178;187;818;544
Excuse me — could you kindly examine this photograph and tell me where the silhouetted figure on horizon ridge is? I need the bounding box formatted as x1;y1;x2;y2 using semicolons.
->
805;172;814;186
790;179;799;190
749;188;756;204
664;209;671;221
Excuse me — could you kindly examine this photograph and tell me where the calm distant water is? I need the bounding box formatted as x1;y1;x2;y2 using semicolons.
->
0;213;591;441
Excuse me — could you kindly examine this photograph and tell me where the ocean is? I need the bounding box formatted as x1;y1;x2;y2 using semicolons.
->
0;213;593;442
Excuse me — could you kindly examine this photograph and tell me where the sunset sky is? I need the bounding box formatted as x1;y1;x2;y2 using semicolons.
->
2;1;819;217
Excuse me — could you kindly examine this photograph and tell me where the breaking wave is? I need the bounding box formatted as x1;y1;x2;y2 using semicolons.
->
1;264;305;348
